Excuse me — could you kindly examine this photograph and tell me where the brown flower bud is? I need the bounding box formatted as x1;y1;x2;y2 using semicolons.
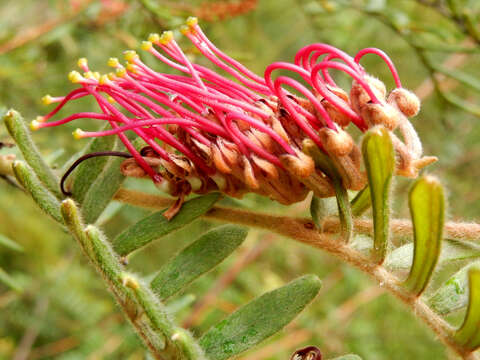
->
350;76;386;114
388;88;420;117
321;99;351;127
279;150;315;179
318;127;354;156
360;102;399;131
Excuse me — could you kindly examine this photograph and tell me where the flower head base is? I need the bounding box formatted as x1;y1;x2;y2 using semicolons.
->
35;17;436;213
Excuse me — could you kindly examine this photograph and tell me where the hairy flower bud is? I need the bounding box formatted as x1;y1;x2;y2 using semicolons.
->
388;88;420;117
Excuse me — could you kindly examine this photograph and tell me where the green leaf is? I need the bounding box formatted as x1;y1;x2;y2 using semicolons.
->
428;261;480;315
151;225;247;300
310;196;334;230
13;161;63;223
113;193;220;256
403;176;445;296
303;141;352;241
0;234;23;252
0;267;22;292
199;274;322;360
386;239;480;271
361;127;395;264
165;294;196;314
454;267;480;350
351;186;371;216
4;110;62;198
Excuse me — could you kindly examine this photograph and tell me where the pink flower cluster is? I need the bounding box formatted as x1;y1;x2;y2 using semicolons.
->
33;17;434;207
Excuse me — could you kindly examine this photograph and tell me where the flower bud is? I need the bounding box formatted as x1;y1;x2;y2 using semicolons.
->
388;88;420;117
279;151;315;179
318;127;354;156
321;99;351;127
350;76;386;114
360;102;399;131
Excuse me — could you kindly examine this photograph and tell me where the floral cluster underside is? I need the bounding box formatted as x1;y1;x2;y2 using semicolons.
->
33;17;436;215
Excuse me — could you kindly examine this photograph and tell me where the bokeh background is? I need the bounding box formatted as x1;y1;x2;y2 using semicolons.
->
1;0;480;359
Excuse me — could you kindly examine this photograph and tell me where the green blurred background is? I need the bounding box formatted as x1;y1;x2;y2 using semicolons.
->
1;0;480;359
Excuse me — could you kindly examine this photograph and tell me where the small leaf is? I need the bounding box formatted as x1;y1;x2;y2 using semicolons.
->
361;127;395;264
4;110;62;198
0;234;23;252
13;161;63;223
428;261;480;315
351;186;371;216
151;225;247;300
303;141;352;241
386;239;480;272
199;274;322;360
403;176;445;296
113;193;220;256
0;267;22;292
454;267;480;350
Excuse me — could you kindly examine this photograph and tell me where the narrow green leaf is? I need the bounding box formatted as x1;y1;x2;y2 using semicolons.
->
386;239;480;272
403;176;445;296
454;267;480;350
303;141;353;241
0;267;22;292
199;274;321;360
113;193;220;256
428;261;480;315
432;64;480;93
71;128;116;204
151;225;248;300
351;186;371;216
13;161;63;223
165;294;196;314
4;110;61;198
310;196;332;230
361;127;395;264
329;355;363;360
0;234;23;252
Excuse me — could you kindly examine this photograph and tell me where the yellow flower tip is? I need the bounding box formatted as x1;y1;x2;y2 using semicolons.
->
107;57;120;68
68;70;83;83
41;94;53;105
93;72;100;80
99;74;109;85
180;25;190;35
30;119;42;131
159;30;174;45
148;33;160;43
126;63;138;74
77;57;88;69
35;115;45;123
83;71;95;79
107;72;116;80
141;41;152;51
107;96;116;104
72;128;85;140
186;16;198;28
123;50;139;63
116;67;127;78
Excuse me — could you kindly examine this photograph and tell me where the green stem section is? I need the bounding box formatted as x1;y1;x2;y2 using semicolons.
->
61;199;205;360
4;110;62;198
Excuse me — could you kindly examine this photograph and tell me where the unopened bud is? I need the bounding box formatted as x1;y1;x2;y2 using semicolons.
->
318;127;354;156
360;102;399;131
280;151;315;179
350;76;386;114
388;88;420;117
321;99;351;127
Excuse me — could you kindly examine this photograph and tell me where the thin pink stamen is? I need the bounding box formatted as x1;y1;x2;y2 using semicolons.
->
354;48;402;88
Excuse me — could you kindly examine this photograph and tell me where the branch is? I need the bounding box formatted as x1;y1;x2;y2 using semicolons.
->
113;187;479;359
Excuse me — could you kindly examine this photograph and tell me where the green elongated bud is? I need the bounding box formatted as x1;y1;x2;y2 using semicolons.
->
199;275;321;360
13;161;63;223
361;126;395;264
4;110;62;198
151;225;247;300
303;140;353;242
351;186;371;216
113;193;220;256
403;176;445;296
454;267;480;350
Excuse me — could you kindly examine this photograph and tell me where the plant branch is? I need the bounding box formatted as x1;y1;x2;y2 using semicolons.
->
113;187;479;359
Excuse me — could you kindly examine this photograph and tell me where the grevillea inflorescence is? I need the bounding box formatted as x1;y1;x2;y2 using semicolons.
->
32;17;436;217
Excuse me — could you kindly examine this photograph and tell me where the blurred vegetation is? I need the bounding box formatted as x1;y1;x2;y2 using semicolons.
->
1;0;480;359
